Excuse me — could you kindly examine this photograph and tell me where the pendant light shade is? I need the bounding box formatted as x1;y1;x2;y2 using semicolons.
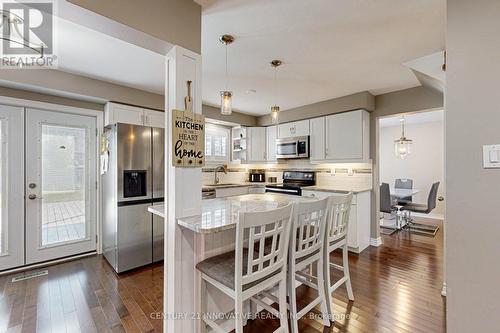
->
394;117;412;159
270;60;282;124
219;34;234;115
220;91;233;115
271;105;280;125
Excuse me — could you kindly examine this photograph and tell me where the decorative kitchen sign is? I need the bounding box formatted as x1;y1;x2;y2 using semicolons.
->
172;81;205;167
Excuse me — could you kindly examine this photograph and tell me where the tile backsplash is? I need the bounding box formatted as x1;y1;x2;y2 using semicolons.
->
202;162;372;190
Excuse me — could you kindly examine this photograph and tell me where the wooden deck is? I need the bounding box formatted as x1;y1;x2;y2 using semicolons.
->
42;201;86;245
0;218;445;332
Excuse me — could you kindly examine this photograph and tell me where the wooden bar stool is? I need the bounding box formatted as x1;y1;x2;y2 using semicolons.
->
323;193;355;321
256;198;331;332
282;198;332;332
196;203;293;333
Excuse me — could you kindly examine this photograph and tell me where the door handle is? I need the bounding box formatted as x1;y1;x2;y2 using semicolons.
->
28;194;43;200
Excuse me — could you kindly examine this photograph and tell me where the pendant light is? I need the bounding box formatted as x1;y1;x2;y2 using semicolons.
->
219;34;234;115
270;60;282;124
394;116;412;159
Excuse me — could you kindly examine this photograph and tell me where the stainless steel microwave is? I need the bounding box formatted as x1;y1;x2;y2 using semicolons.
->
276;136;310;159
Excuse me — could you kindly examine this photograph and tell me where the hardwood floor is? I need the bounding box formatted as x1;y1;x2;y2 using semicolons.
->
0;218;444;333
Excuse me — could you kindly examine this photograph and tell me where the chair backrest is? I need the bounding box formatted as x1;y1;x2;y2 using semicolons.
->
380;183;393;213
290;197;329;262
395;178;413;189
326;192;353;243
426;182;440;212
235;203;293;288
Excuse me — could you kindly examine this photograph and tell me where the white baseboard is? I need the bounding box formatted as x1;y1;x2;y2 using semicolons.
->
413;212;444;220
441;282;447;297
370;237;382;247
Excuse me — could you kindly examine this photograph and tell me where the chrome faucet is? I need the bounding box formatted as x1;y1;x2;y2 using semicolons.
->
214;165;227;184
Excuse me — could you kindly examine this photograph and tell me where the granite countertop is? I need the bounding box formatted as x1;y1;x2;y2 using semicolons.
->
202;182;273;190
148;204;165;218
177;193;311;234
302;185;372;194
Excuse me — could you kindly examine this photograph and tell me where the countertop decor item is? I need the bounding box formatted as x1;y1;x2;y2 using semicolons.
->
219;34;234;115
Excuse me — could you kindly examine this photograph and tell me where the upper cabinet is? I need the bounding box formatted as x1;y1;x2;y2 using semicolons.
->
325;110;370;161
247;127;267;162
277;119;310;138
105;102;165;128
266;126;277;162
309;117;326;161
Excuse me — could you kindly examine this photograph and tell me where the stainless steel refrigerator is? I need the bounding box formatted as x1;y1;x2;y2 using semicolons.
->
102;123;164;273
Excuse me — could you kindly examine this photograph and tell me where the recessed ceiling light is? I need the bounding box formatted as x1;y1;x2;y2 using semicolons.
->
246;89;257;94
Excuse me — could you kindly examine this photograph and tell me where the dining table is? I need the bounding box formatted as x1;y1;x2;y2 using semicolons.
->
390;187;420;199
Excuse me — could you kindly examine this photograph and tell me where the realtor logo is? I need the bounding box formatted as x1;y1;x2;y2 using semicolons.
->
0;0;57;68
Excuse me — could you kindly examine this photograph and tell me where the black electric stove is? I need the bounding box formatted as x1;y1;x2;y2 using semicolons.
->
265;171;315;196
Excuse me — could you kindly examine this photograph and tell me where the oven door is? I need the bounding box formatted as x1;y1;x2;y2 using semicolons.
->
276;139;298;159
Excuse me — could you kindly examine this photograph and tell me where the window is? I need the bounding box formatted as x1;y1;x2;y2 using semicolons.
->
205;124;230;162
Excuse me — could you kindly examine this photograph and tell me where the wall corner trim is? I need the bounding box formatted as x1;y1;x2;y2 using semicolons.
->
370;237;382;247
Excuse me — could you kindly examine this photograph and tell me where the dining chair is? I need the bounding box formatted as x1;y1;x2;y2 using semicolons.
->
395;178;413;205
323;193;355;321
380;183;403;231
196;203;293;333
402;182;440;236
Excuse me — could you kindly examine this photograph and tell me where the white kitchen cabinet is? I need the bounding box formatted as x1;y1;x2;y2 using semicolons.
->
105;102;165;128
325;110;370;161
301;190;371;253
215;186;249;198
277;119;310;138
309;117;326;161
143;109;165;128
247;127;267;162
266;126;277;161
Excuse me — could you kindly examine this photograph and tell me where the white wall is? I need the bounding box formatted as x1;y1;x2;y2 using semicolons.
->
379;119;444;217
446;0;500;331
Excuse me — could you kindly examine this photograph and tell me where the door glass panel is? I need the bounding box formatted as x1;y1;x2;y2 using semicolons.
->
277;142;297;155
0;118;7;255
41;124;87;246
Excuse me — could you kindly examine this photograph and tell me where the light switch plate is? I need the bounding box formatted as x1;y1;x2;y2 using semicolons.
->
483;144;500;168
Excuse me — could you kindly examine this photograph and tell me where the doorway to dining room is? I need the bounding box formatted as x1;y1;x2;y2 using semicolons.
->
377;109;445;235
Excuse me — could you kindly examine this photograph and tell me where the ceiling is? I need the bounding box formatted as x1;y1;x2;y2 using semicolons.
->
198;0;445;115
43;0;444;115
56;17;165;94
379;109;444;128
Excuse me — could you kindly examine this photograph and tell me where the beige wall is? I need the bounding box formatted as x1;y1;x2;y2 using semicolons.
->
202;104;257;127
0;86;104;111
67;0;201;53
379;120;445;216
446;0;500;331
257;91;375;126
0;69;164;110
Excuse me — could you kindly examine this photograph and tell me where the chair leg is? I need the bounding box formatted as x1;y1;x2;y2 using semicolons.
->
316;257;331;327
234;295;244;333
288;264;300;333
200;277;206;333
323;249;334;321
277;272;289;333
342;244;354;301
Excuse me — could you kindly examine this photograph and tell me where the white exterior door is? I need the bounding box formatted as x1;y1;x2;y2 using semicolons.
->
25;109;97;264
0;105;24;271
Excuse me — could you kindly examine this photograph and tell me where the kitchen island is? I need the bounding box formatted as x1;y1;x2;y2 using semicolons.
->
149;193;313;332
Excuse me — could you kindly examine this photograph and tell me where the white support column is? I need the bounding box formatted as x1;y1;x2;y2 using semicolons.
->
164;46;202;332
